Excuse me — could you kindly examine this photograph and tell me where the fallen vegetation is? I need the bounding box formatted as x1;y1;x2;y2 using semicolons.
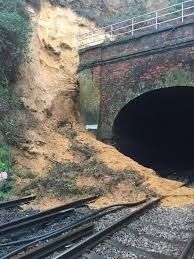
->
17;138;157;203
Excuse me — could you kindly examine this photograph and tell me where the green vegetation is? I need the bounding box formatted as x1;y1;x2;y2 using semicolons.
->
0;147;10;172
0;146;14;199
0;0;30;145
0;1;31;198
0;0;30;84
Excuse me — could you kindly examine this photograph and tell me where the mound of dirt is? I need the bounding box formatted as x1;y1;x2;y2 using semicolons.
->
13;0;194;209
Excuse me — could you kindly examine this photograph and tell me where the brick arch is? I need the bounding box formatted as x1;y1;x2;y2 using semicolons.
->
111;86;194;170
79;21;194;140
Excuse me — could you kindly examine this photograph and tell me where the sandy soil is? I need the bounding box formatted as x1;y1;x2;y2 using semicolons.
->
13;0;194;209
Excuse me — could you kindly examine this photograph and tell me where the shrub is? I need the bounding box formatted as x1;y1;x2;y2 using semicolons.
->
0;0;30;83
0;146;14;198
0;0;31;146
0;146;10;172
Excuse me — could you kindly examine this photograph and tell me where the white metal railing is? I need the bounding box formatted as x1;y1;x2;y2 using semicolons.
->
78;0;194;49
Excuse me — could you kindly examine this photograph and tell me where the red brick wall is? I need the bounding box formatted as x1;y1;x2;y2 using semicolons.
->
79;21;194;139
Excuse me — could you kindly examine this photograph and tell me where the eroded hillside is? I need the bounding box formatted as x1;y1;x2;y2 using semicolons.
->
11;0;194;208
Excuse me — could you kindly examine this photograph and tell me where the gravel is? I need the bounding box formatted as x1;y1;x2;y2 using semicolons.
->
0;207;39;225
1;203;194;259
87;205;194;259
93;242;145;259
0;206;40;258
95;208;131;231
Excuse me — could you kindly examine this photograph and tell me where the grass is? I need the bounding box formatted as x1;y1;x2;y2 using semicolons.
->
0;146;16;200
0;179;15;199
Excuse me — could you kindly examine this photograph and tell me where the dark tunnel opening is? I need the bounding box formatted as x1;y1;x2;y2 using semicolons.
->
112;87;194;176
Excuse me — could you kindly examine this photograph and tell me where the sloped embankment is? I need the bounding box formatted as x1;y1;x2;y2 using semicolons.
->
13;0;194;209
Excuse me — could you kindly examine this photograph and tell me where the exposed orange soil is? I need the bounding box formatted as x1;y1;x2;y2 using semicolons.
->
13;1;194;210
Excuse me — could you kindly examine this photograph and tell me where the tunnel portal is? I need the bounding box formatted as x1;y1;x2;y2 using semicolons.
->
113;86;194;175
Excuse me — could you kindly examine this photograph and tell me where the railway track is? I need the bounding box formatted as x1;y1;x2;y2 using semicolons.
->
0;195;36;210
0;196;97;236
0;193;194;258
167;171;194;188
0;197;147;258
53;198;194;259
0;195;97;258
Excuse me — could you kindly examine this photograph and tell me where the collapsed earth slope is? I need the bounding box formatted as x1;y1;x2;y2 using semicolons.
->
13;0;194;208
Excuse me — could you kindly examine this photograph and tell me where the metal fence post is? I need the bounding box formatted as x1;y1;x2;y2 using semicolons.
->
132;18;134;36
156;11;158;29
182;2;184;22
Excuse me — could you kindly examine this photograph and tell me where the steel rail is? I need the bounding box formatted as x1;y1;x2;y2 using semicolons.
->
179;235;194;259
0;196;97;235
4;200;146;246
54;198;161;259
20;224;94;259
1;207;124;259
0;195;36;209
0;208;74;235
1;199;147;258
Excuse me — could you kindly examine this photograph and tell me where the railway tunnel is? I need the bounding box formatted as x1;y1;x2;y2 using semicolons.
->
112;86;194;175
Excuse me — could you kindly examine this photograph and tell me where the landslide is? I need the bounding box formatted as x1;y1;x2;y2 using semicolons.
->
13;0;194;208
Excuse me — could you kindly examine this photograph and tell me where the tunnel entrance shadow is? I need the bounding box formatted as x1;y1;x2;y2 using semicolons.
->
112;86;194;177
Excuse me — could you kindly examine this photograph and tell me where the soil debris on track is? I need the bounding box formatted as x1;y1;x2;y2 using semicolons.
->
9;0;194;209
